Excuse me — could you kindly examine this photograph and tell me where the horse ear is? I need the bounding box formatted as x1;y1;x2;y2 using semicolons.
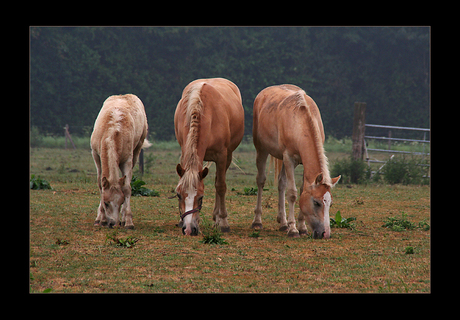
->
314;173;323;185
102;176;109;189
199;167;209;180
119;175;126;186
331;175;341;187
176;164;185;177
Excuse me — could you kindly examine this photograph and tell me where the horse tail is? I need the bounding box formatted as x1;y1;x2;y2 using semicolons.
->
268;155;283;185
142;139;152;149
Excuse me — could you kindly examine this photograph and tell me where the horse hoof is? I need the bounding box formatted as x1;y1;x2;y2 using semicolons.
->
288;231;300;238
94;220;101;226
125;225;135;230
279;225;288;231
299;229;308;235
251;222;263;230
220;226;230;233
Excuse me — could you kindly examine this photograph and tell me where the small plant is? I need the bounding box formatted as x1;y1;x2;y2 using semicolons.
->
200;217;228;245
330;210;356;229
131;176;159;197
242;187;258;195
30;174;52;190
382;213;430;231
105;231;139;248
55;238;70;246
249;230;260;238
404;246;414;254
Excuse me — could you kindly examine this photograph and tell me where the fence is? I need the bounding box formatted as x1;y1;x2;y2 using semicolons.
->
351;102;430;178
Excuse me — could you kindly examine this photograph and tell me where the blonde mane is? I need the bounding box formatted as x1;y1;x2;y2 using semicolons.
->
294;90;331;186
176;82;205;191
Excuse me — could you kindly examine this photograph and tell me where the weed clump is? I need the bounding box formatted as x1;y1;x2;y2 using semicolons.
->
105;231;139;248
330;211;356;229
382;213;430;231
30;174;52;190
383;156;429;185
199;217;228;245
131;176;159;197
331;156;369;184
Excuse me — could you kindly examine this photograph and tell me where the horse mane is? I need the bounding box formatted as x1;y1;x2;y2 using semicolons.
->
176;82;205;191
294;90;332;187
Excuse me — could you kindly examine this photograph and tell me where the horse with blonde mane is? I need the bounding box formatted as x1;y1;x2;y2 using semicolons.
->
91;94;151;229
252;85;341;239
174;78;244;236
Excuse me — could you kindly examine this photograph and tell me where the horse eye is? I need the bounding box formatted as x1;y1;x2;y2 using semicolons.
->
104;202;110;208
314;200;321;207
198;196;203;205
177;193;182;200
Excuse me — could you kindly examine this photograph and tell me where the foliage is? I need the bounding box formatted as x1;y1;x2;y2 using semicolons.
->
331;156;370;184
382;213;430;232
55;238;70;246
105;230;139;248
31;27;429;140
30;174;52;190
241;187;258;196
330;211;356;229
405;246;415;254
248;230;260;238
199;217;228;245
131;176;159;197
383;156;428;185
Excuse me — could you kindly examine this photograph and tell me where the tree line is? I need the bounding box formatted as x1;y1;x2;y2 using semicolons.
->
30;26;429;140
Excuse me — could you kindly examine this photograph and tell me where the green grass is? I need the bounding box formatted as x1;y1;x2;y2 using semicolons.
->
30;146;430;293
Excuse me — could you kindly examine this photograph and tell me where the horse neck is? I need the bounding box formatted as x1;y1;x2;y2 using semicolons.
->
299;140;330;186
101;138;120;185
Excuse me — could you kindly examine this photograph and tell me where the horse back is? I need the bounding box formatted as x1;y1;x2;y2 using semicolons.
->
253;85;324;159
91;94;148;157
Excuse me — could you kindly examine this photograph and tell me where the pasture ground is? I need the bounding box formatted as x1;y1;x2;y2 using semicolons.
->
30;144;430;293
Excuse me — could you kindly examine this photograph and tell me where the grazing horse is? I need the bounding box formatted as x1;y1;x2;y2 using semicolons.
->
174;78;244;236
91;94;151;229
252;85;341;239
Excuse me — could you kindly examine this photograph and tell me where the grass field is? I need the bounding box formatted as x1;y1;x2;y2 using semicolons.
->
29;143;430;293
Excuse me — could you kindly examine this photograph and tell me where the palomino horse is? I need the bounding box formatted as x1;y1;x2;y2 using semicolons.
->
174;78;244;236
91;94;151;229
252;85;341;239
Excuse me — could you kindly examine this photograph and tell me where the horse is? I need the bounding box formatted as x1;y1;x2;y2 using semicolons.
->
251;84;341;239
174;78;244;236
90;94;151;229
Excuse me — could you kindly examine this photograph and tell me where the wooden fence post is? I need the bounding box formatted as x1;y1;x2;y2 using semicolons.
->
352;102;367;161
64;124;76;150
139;149;144;175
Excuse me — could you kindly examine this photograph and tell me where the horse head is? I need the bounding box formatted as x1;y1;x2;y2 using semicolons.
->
101;176;127;228
175;164;208;236
299;173;341;239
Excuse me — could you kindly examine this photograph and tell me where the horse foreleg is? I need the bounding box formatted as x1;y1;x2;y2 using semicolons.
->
92;150;107;226
120;160;134;229
213;153;230;233
277;163;288;231
283;154;299;237
252;151;268;229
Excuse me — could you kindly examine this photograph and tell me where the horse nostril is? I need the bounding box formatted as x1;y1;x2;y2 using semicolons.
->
181;227;186;235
